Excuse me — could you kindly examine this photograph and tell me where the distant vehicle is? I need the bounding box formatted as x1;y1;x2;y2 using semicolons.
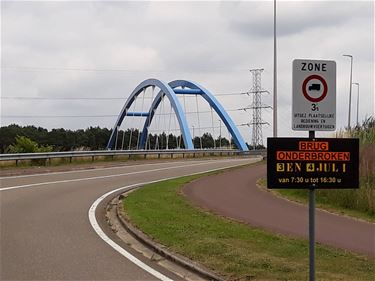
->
309;83;321;91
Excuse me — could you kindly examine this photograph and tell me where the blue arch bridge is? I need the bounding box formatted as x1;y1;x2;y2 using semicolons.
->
107;79;248;151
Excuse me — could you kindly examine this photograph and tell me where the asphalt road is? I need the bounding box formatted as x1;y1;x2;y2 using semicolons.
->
183;164;375;257
0;158;259;280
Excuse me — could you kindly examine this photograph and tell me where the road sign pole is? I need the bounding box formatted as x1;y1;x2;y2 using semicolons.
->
309;130;315;281
273;0;278;137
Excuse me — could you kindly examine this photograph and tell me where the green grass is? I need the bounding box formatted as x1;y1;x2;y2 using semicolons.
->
331;117;375;218
263;117;375;223
258;178;375;223
124;173;374;281
0;155;134;169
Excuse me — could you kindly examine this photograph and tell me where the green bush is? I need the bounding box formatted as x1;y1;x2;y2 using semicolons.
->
6;136;53;153
6;136;53;165
319;117;374;216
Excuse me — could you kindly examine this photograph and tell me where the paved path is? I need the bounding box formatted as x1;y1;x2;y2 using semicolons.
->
183;164;375;257
0;158;259;280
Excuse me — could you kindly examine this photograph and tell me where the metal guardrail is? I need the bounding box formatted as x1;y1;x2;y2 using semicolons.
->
0;149;266;163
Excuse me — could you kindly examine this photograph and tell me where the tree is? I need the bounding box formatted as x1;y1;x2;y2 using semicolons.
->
201;133;214;148
6;136;53;153
0;124;23;153
0;124;239;152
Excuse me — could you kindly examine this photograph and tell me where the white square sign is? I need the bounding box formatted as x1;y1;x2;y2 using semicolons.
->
292;59;336;131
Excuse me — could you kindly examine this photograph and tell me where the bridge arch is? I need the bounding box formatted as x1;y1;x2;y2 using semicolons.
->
107;78;193;150
138;80;248;151
107;78;248;151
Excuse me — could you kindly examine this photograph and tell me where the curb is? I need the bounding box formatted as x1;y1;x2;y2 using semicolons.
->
116;194;226;281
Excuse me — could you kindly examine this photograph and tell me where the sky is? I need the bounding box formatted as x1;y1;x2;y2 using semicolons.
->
1;0;374;145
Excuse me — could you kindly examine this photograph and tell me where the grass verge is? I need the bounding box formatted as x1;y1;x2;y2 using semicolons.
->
123;172;374;281
257;178;375;223
0;155;141;169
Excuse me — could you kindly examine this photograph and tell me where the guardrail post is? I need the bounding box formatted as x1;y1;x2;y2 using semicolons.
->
69;157;72;163
193;153;195;158
144;154;146;159
92;156;95;162
16;159;18;166
183;153;185;158
171;153;173;159
158;153;160;159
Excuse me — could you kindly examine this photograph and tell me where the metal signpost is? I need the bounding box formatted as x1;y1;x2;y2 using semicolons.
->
267;59;359;281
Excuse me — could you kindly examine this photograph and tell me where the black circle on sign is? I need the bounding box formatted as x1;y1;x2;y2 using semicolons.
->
302;74;328;102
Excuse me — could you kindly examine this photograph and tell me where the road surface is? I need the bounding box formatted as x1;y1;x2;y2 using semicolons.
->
0;158;258;280
183;164;375;256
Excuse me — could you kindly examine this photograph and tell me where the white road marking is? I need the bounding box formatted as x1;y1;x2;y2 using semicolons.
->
0;159;214;179
89;183;174;281
0;158;252;191
88;159;261;281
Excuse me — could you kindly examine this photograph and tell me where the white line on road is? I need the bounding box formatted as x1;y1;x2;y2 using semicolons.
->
0;158;253;191
88;159;260;281
0;159;216;179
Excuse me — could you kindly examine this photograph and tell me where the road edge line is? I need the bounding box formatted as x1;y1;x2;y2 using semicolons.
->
88;158;261;281
1;158;250;191
0;158;221;179
116;197;225;281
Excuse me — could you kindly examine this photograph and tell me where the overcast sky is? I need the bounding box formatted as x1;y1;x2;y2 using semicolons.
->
1;0;374;144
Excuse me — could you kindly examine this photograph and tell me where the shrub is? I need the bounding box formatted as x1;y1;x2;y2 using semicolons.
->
6;136;53;165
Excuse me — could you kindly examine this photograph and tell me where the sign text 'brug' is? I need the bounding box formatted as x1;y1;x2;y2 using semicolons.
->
267;138;359;189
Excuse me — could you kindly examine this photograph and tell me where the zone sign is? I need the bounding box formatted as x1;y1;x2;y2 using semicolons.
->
292;59;336;131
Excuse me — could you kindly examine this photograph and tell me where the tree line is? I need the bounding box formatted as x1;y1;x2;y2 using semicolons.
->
0;124;240;153
0;124;111;153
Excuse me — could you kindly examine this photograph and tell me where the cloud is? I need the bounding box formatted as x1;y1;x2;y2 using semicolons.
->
1;0;374;144
227;1;373;38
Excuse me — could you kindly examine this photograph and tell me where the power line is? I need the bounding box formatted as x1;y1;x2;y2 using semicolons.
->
1;115;119;118
2;66;168;73
2;66;250;73
1;108;248;119
1;92;248;100
1;97;129;100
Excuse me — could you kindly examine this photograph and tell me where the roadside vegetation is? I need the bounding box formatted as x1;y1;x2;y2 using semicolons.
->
123;173;374;281
6;135;53;154
0;124;238;153
269;117;375;222
0;124;254;169
5;136;53;165
0;133;238;169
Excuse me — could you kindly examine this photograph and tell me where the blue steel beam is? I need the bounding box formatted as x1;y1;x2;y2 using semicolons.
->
169;80;249;151
139;80;248;151
107;79;193;150
125;112;150;117
140;91;193;149
108;78;248;151
173;88;202;95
